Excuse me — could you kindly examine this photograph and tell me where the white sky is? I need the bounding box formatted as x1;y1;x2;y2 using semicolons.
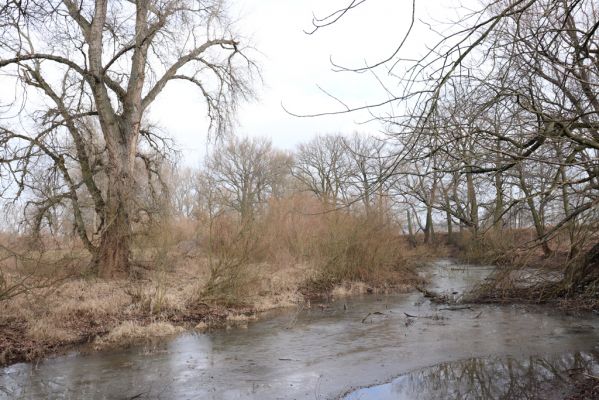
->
150;0;459;164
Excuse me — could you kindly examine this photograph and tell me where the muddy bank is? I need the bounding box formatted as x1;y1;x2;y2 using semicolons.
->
0;270;408;368
0;259;307;368
2;259;599;399
0;303;240;367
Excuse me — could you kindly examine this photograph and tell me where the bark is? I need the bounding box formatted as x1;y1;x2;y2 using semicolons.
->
466;169;479;238
406;210;417;247
517;165;551;256
566;241;599;290
94;145;136;279
424;177;437;244
556;144;578;260
95;195;131;279
424;204;435;244
493;171;504;230
446;208;453;244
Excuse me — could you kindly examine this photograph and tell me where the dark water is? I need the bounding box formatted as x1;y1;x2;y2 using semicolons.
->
1;260;598;399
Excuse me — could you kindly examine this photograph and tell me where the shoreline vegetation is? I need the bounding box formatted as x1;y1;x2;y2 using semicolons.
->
1;225;597;368
0;208;437;367
0;254;426;368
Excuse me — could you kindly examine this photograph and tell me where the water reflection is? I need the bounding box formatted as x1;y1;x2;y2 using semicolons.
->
345;352;599;400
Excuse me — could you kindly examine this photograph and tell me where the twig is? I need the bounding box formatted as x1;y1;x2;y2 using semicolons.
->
361;312;371;323
439;306;474;311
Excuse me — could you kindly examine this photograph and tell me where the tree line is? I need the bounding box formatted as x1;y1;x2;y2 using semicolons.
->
0;0;597;293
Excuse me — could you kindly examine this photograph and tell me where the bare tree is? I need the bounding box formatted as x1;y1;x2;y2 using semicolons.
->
0;0;256;277
170;166;201;220
343;133;391;217
293;134;350;208
205;136;291;222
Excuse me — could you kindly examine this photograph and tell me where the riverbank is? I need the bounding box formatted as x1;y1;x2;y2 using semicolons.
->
0;260;297;367
3;245;595;373
3;259;599;399
0;249;425;367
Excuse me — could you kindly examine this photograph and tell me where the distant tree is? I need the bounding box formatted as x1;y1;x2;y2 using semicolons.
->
293;134;350;208
205;136;291;222
343;133;391;216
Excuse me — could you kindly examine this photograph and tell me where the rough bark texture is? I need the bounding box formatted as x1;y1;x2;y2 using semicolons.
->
567;242;599;291
95;168;134;279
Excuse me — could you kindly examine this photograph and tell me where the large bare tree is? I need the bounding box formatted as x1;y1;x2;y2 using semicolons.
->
0;0;255;277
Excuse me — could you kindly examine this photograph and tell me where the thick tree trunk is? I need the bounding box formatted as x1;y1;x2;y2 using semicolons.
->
95;167;134;279
94;124;137;279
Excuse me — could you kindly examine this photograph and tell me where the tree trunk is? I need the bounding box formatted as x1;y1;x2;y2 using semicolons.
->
517;165;551;256
559;164;578;259
466;169;478;238
95;168;133;279
446;208;453;244
424;178;437;245
94;126;137;279
407;210;416;247
424;204;435;244
493;140;503;231
493;171;503;231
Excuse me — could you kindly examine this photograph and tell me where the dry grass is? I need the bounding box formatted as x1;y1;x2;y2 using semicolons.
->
28;320;78;343
331;282;370;297
0;194;434;366
0;238;317;365
94;321;184;349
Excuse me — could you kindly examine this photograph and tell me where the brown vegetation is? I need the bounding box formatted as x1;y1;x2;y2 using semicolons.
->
0;0;597;372
0;188;430;366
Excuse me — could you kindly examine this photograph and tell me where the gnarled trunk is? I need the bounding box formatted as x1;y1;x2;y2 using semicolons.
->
94;123;138;279
95;166;134;279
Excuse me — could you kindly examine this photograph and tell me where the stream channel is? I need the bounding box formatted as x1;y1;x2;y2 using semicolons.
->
1;259;598;399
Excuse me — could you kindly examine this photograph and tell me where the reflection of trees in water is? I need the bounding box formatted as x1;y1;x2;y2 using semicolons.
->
394;352;599;399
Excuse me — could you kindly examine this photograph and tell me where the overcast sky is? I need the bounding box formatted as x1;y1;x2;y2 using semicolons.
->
150;0;459;164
